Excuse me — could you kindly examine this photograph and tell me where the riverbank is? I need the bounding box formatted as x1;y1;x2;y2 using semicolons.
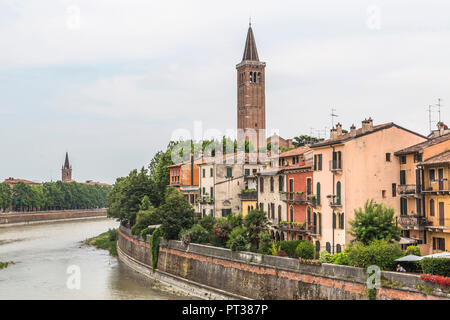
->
0;209;107;227
84;228;119;256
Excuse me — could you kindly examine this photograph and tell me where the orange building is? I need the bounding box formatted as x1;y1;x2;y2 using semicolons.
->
168;155;201;207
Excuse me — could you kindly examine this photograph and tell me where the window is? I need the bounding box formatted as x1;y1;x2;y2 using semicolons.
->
315;241;321;253
336;181;341;205
429;169;436;182
278;176;284;192
210;209;214;216
202;169;206;178
382;190;386;198
210;187;214;199
259;203;264;211
416;198;421;215
392;183;396;197
244;169;250;176
270;177;274;192
268;204;271;218
313;212;317;234
318;212;322;235
202;209;206;217
315;154;322;170
307;207;311;226
260;177;264;193
226;167;232;178
332;151;342;169
278;205;282;222
271;203;275;219
318;154;323;170
306;178;312;195
414;153;423;163
400;155;407;164
433;237;445;251
202;187;206;195
289;206;294;222
400;170;406;185
221;209;231;217
400;197;408;216
430;199;435;216
257;72;261;83
333;213;336;229
326;242;331;253
210;168;214;177
249;72;253;83
386;153;391;162
316;182;321;205
336;244;342;253
340;212;344;229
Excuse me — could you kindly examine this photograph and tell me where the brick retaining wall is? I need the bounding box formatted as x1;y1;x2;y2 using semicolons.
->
118;226;450;300
0;209;107;225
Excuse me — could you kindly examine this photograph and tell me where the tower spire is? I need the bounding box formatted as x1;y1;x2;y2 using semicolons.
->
64;152;70;169
242;23;259;62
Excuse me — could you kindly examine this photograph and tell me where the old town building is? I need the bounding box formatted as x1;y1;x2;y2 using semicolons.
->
310;119;426;253
168;155;201;207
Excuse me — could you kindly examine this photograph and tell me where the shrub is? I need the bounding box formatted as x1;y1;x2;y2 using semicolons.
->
179;224;209;245
346;239;403;270
258;232;272;254
108;228;119;242
226;226;249;252
198;215;215;232
333;251;350;265
244;210;270;249
319;250;332;263
420;258;450;277
279;240;302;257
295;241;315;260
140;227;154;240
226;213;243;229
404;245;421;256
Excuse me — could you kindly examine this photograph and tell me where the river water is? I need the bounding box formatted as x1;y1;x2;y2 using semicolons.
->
0;217;194;300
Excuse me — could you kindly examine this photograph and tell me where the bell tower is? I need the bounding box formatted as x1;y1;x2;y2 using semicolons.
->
61;152;72;182
236;22;266;150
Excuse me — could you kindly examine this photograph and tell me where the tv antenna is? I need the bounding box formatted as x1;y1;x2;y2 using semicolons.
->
331;108;338;128
428;98;443;132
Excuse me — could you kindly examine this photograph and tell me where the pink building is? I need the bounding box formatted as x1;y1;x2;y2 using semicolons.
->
310;118;427;253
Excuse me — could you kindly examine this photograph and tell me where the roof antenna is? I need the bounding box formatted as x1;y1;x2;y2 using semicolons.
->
330;108;338;128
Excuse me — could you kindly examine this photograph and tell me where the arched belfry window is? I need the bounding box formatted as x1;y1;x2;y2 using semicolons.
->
257;72;261;83
249;72;253;83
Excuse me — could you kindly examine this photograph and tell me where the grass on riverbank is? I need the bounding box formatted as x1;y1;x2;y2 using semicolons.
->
0;261;14;270
84;228;119;257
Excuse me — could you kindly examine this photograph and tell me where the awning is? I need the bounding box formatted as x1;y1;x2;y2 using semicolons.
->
399;237;417;245
421;252;450;259
395;255;422;262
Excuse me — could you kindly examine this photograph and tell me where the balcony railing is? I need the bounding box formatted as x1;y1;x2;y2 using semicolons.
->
281;192;307;203
398;215;428;229
239;190;258;200
197;197;214;204
277;221;311;233
397;184;420;197
329;160;343;172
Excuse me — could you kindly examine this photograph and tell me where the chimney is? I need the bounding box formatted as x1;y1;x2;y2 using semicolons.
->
330;128;338;140
362;117;373;133
336;122;343;135
350;124;356;137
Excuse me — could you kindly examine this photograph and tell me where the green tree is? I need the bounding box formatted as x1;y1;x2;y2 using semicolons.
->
0;183;11;212
349;199;401;245
292;135;323;147
244;209;270;250
160;187;194;240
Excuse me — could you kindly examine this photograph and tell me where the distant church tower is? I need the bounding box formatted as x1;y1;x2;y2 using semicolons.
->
62;152;72;182
236;22;266;150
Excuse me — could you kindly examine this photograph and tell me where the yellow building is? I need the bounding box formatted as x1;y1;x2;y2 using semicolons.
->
240;198;257;218
420;150;450;252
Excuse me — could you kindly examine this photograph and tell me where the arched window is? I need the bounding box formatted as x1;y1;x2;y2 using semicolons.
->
270;177;274;192
289;206;294;222
278;205;282;222
318;212;322;235
257;72;261;83
336;244;342;253
326;242;331;253
259;203;264;211
260;177;264;193
278;175;284;192
315;241;321;253
306;178;312;195
336;181;341;205
249;72;253;83
340;212;344;229
430;199;435;216
316;182;321;205
268;203;271;218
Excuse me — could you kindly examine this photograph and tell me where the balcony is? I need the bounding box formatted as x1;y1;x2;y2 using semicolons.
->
398;215;428;230
197;196;214;204
277;221;311;233
329;160;343;172
239;190;258;201
281;192;308;203
327;195;342;208
397;184;421;197
423;180;450;195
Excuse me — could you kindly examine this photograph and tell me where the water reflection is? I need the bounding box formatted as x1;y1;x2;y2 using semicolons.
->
0;218;195;300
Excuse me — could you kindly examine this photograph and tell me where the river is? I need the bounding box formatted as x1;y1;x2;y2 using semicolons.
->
0;217;194;300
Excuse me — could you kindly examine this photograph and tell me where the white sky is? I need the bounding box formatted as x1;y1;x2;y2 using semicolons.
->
0;0;449;184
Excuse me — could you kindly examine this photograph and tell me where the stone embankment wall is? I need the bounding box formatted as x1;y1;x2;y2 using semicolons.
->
118;225;450;300
0;209;107;226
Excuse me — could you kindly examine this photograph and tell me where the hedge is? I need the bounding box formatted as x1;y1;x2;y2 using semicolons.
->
420;258;450;277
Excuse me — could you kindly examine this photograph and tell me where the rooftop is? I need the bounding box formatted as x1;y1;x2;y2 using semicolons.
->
394;132;450;156
419;150;450;166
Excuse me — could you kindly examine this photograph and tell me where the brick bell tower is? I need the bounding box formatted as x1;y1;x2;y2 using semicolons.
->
61;152;72;182
236;22;266;151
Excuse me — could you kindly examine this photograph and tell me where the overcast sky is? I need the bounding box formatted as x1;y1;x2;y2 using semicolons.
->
0;0;449;184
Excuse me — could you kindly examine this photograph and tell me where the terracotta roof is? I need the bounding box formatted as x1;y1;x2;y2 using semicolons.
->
283;160;313;172
394;133;450;156
419;150;450;166
3;178;39;185
279;146;311;158
85;180;111;186
311;122;426;148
